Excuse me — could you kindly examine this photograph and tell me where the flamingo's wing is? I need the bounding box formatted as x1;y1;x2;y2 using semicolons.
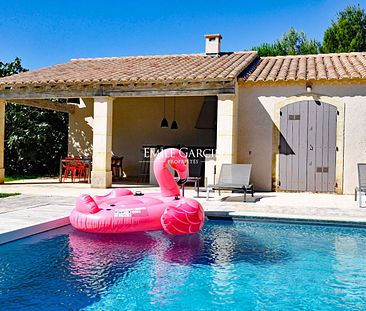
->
161;199;204;235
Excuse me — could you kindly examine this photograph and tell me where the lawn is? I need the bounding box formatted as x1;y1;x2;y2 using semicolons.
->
0;193;20;198
5;174;56;182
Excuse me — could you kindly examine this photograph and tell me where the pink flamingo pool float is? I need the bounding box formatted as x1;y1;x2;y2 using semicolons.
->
70;148;205;235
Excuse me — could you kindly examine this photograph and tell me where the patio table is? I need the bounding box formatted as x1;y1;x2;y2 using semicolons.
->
59;157;92;183
175;176;201;197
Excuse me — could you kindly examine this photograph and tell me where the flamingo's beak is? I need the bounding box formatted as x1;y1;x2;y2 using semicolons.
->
177;161;189;185
177;178;187;186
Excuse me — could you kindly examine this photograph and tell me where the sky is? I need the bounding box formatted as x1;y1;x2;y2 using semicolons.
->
0;0;365;69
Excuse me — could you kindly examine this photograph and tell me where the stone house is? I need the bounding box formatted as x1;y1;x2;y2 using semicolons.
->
0;34;365;194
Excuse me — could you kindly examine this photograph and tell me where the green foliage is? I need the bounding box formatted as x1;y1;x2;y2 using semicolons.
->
5;175;47;181
323;5;366;53
0;57;25;77
253;27;322;56
5;104;68;175
1;58;68;176
0;193;20;198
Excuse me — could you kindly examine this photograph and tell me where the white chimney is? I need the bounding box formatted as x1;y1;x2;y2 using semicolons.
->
205;34;222;55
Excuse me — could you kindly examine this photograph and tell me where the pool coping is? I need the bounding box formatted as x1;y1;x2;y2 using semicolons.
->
2;210;366;245
205;211;366;228
0;216;70;245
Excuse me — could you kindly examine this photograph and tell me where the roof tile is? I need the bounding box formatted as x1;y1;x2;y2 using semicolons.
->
286;57;299;81
323;56;338;80
0;52;258;86
276;57;291;81
2;50;366;88
244;52;366;83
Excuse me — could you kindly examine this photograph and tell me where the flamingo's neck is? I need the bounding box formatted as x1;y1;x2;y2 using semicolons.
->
154;158;180;197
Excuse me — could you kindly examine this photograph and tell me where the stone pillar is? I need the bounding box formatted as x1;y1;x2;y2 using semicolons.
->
0;101;5;183
91;97;113;188
215;94;238;181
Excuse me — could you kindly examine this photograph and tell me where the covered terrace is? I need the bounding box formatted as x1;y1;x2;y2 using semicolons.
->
0;49;258;188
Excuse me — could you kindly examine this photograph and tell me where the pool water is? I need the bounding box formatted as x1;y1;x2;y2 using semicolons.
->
1;220;366;310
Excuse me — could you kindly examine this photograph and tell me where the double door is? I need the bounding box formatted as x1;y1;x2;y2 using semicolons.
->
279;100;337;192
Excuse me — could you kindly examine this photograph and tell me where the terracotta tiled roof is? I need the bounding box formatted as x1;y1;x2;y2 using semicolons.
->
0;52;258;86
243;52;366;83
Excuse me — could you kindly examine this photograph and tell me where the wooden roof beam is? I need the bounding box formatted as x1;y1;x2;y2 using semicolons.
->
5;99;76;113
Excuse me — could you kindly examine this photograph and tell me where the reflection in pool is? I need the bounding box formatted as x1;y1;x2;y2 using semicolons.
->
1;220;366;310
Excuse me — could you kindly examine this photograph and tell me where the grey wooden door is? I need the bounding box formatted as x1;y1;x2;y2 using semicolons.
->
279;100;337;192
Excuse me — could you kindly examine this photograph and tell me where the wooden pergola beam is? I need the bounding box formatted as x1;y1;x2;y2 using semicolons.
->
5;99;76;113
0;80;235;100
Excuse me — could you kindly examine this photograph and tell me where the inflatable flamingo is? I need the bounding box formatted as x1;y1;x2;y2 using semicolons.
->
70;148;205;235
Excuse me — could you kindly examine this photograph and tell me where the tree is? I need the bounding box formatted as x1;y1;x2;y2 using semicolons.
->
253;27;322;56
1;58;68;176
323;5;366;53
0;57;26;77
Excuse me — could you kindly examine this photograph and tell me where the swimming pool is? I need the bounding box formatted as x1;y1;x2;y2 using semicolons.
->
1;220;366;310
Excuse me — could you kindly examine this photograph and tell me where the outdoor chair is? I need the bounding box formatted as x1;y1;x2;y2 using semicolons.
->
76;160;88;182
112;156;124;179
61;156;90;183
61;157;78;182
180;158;203;197
355;163;366;207
206;164;254;202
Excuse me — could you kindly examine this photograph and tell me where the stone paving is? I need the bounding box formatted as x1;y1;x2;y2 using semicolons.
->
0;193;75;244
0;178;365;244
0;194;75;214
200;192;366;223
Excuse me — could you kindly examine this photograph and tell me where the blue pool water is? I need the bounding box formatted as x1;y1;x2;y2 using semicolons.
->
1;220;366;310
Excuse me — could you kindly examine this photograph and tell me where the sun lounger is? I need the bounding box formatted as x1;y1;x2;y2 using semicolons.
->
206;164;254;202
355;163;366;207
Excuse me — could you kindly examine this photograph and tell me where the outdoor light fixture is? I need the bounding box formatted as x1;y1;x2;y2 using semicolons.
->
67;98;80;104
171;120;178;130
160;97;169;128
306;84;312;93
171;97;178;130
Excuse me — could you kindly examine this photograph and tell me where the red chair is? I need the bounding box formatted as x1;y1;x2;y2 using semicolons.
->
62;157;78;182
61;156;91;183
76;160;87;182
